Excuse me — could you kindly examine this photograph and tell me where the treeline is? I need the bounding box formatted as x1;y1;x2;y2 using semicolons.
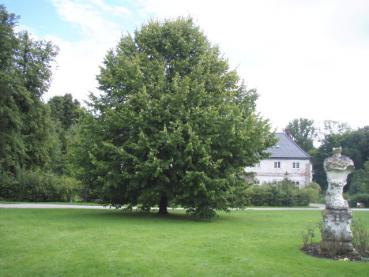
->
285;118;369;205
0;6;83;201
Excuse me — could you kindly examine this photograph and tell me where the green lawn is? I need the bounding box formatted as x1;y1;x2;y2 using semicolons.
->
0;209;368;277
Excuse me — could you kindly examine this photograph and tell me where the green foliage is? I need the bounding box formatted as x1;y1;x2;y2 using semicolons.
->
0;5;18;69
22;102;57;170
77;18;275;218
47;94;84;175
16;31;57;99
301;182;321;203
67;113;105;201
352;219;369;258
48;94;82;130
186;206;218;221
348;194;369;208
0;6;88;203
246;180;321;207
313;127;369;190
0;168;81;202
225;179;252;208
349;161;369;194
0;5;58;174
284;118;316;153
0;170;14;200
0;5;26;172
301;224;318;249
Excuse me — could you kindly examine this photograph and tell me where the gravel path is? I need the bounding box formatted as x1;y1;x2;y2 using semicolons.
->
1;203;368;211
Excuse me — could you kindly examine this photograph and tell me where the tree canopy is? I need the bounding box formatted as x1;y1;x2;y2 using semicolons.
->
284;118;316;153
48;94;82;130
349;161;369;195
0;5;58;173
313;126;369;190
76;18;275;217
47;94;84;175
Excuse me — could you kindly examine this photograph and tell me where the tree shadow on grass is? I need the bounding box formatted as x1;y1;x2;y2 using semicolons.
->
65;209;192;222
62;208;234;224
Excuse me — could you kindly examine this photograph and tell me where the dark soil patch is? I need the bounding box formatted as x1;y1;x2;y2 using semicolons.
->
302;244;368;262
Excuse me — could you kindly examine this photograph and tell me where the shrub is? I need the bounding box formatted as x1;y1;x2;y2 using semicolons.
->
59;176;81;202
247;185;273;206
246;180;321;207
0;168;81;202
226;181;252;208
14;170;59;201
0;171;14;200
349;162;369;194
300;182;321;203
301;225;317;249
186;206;218;221
352;219;369;257
296;190;310;206
348;194;369;208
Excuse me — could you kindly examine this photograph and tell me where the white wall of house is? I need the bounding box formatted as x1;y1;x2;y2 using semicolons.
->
246;159;312;188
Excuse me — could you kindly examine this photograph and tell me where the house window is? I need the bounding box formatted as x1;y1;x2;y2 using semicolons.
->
274;161;281;168
293;162;300;169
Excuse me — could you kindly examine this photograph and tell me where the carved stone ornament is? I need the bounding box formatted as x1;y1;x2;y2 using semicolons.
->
323;147;354;209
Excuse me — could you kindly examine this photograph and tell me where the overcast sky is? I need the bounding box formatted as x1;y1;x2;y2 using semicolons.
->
4;0;369;131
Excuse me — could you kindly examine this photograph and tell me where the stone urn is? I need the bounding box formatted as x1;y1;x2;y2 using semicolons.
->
320;147;355;255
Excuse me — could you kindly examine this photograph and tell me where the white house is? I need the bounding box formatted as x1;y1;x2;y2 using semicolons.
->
246;133;313;188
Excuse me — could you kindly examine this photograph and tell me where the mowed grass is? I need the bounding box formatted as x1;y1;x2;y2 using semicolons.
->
0;209;368;277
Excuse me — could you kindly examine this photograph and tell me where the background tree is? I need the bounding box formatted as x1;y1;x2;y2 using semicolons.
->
78;18;275;217
284;118;316;153
48;94;82;130
349;161;369;194
313;126;369;190
314;120;351;143
47;94;84;174
0;6;24;173
0;5;57;173
322;120;351;137
0;5;85;202
68;112;106;201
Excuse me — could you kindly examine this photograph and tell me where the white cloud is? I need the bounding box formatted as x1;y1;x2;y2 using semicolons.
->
45;0;127;102
136;0;369;130
90;0;131;17
51;0;122;37
44;0;369;130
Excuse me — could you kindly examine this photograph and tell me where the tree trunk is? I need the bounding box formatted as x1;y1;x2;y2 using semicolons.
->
158;194;168;215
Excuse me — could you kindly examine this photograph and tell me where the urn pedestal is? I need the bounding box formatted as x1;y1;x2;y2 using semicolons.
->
320;208;354;254
320;147;356;256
